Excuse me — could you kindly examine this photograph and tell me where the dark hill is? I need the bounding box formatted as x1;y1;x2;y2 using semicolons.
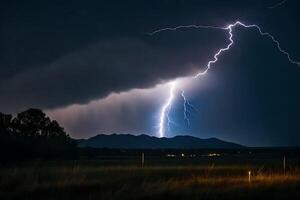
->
77;134;245;149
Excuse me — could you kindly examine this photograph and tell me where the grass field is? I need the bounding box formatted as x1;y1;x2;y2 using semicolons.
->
1;152;300;200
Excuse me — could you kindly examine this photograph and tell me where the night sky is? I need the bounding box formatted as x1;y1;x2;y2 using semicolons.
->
1;0;300;146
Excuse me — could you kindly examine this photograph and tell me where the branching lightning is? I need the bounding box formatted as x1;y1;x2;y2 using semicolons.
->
180;90;190;127
147;25;224;36
180;89;198;127
152;21;300;138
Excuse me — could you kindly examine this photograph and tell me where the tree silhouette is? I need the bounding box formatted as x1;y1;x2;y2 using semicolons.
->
0;112;12;134
0;109;77;160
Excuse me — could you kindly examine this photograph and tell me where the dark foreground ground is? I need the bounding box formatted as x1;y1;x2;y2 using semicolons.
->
1;148;300;200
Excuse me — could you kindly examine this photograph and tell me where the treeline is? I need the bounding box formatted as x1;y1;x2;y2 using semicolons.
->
0;109;77;160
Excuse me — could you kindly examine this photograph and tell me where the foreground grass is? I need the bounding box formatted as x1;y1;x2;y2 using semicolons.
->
1;160;300;200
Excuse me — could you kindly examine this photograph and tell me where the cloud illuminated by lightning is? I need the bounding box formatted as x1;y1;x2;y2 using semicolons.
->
152;20;300;138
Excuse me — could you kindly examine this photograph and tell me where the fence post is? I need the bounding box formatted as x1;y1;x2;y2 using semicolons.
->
283;155;286;175
142;153;144;168
248;171;251;184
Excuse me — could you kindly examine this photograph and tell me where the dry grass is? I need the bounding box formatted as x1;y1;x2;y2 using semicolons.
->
1;161;300;200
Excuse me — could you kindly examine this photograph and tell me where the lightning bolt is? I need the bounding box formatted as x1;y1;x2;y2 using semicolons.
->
153;21;300;138
158;81;176;138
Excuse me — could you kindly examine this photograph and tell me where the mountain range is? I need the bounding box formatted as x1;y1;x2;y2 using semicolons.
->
77;134;245;149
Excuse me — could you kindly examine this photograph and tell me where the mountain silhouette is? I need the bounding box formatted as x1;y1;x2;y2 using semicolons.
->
77;134;245;149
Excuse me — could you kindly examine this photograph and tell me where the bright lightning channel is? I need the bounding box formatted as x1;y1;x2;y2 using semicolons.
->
153;21;300;138
158;81;176;138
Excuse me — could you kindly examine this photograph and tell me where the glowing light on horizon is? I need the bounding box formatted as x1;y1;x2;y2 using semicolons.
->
152;21;300;138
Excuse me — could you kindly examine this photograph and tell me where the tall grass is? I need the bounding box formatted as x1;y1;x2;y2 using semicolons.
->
0;160;300;200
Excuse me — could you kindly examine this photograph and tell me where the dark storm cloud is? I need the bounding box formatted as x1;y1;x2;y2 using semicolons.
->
0;0;270;112
0;34;227;112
